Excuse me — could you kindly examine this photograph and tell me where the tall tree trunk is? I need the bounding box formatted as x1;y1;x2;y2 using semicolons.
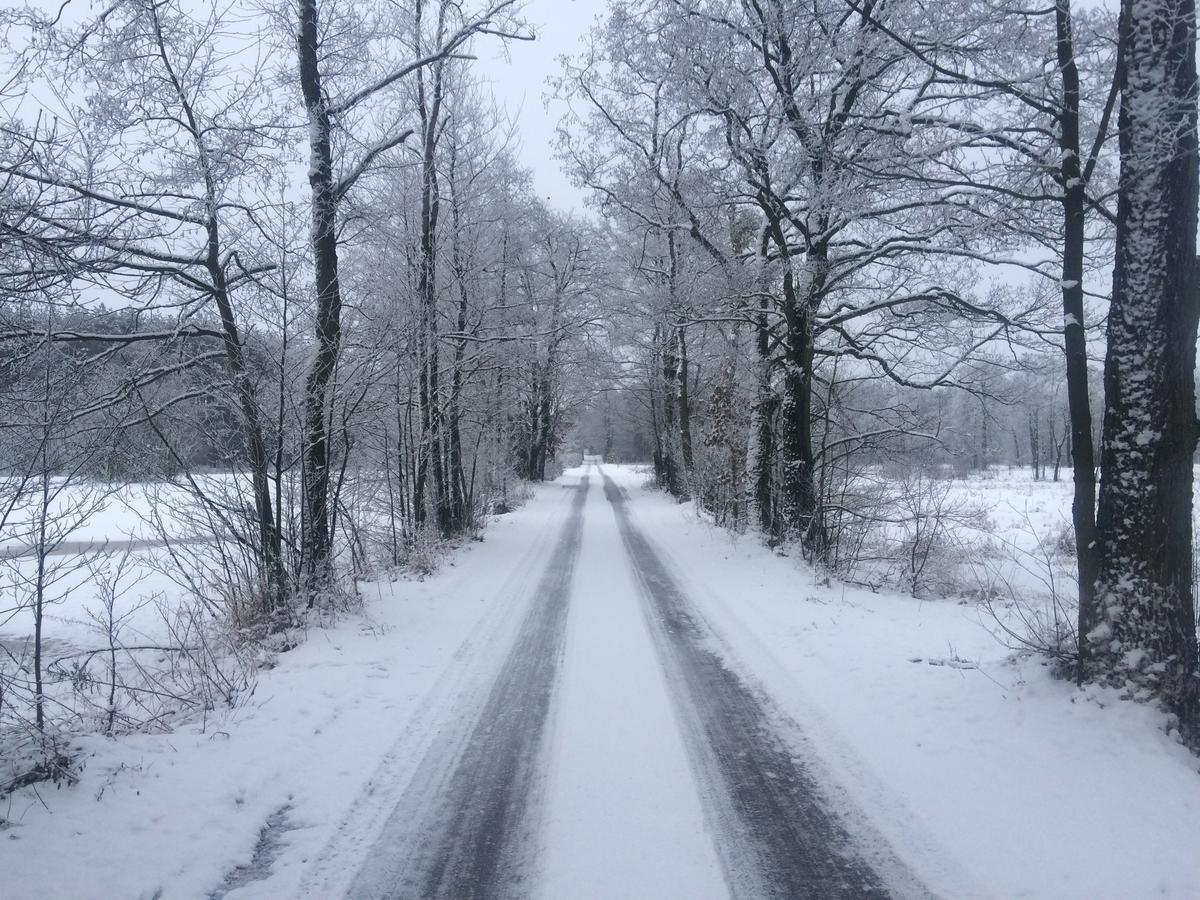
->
523;366;540;481
393;367;411;546
532;276;565;481
1092;0;1199;733
660;324;683;496
210;256;285;614
649;347;666;488
414;57;450;535
1056;0;1102;663
534;383;553;480
677;325;695;496
1029;411;1041;481
447;144;470;531
778;344;818;547
666;230;694;498
760;197;824;556
446;348;466;527
149;0;286;612
753;294;778;539
274;237;292;582
778;254;824;555
297;0;341;595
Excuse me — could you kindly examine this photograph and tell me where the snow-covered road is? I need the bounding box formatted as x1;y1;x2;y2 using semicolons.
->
331;465;909;899
347;472;589;898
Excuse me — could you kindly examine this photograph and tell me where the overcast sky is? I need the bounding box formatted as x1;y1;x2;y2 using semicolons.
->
476;0;610;212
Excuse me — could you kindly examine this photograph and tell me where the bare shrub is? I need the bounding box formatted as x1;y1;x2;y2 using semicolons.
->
891;470;967;596
825;465;983;597
967;510;1080;665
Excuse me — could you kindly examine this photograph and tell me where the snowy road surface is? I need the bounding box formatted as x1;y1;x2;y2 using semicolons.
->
347;474;589;897
327;465;914;899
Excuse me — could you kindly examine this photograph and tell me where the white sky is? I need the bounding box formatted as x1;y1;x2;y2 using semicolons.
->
476;0;610;212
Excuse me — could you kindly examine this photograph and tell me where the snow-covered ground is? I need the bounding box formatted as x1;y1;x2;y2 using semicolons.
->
0;478;209;551
2;464;1198;899
946;468;1078;552
0;471;417;669
606;464;1200;899
0;478;268;758
942;468;1091;589
843;466;1200;626
0;476;256;653
0;477;582;899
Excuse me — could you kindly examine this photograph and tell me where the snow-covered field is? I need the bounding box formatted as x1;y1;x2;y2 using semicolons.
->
1;465;1198;899
0;478;212;550
0;472;414;654
942;468;1092;585
946;468;1078;548
0;478;274;766
843;467;1200;640
0;477;253;651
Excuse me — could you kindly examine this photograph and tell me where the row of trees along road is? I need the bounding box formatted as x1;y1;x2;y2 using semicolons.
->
0;0;602;647
558;0;1198;740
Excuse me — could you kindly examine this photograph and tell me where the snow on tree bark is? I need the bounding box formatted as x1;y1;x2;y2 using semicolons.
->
1092;0;1199;732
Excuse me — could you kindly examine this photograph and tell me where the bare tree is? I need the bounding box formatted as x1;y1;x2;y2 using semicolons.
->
851;0;1120;671
561;0;1037;557
1091;0;1199;735
293;0;527;591
1;0;302;617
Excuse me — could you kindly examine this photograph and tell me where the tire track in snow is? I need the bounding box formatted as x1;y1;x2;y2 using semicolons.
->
602;472;896;900
533;469;729;898
346;473;590;900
